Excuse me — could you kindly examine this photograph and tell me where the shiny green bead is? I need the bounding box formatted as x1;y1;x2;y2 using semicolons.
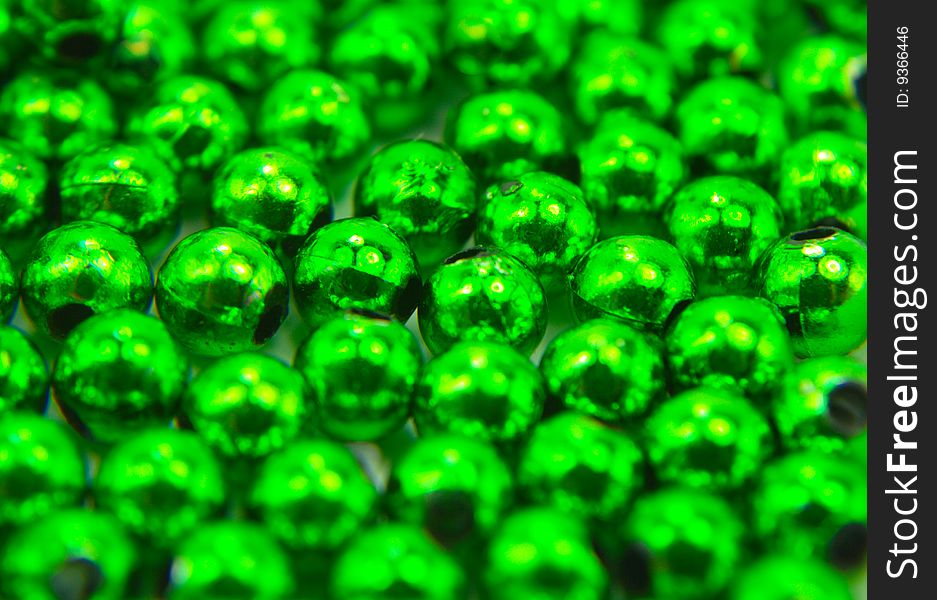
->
578;112;686;238
211;147;332;250
0;72;116;161
646;387;773;490
570;235;696;330
414;341;545;443
155;227;289;355
250;438;377;550
183;352;308;459
0;138;48;243
730;555;853;600
518;412;642;520
756;227;867;357
666;176;783;295
803;0;866;41
666;296;794;400
418;248;547;355
1;509;135;600
169;521;294;600
0;248;15;323
95;428;224;545
386;433;513;544
332;523;466;600
778;132;867;239
0;326;49;413
477;172;597;290
15;0;122;63
556;0;642;35
0;412;85;526
258;70;370;165
445;89;568;186
486;507;607;600
21;222;153;340
293;311;421;442
354;140;476;268
293;217;421;328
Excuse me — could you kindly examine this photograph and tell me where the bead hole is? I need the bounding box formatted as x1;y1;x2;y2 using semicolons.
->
253;286;288;345
443;247;493;264
829;522;867;569
56;33;103;61
48;304;95;339
51;558;103;600
424;490;476;546
826;382;868;436
790;227;838;242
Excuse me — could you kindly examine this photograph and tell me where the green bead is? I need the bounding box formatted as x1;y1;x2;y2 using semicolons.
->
0;248;15;323
730;555;853;600
21;222;153;340
211;147;332;250
258;70;371;165
332;523;466;600
578;112;686;238
666;176;783;295
1;509;135;600
556;0;642;35
445;89;568;185
755;227;867;357
250;438;377;550
418;248;547;355
517;412;642;520
184;352;308;459
803;0;866;41
95;428;224;545
646;387;773;490
354;139;476;268
155;227;289;355
665;296;794;400
570;235;696;330
0;326;49;413
486;507;607;600
14;0;122;63
778;132;867;239
293;311;421;442
0;412;85;526
169;521;294;600
477;172;597;290
0;138;48;243
414;341;545;443
0;71;116;161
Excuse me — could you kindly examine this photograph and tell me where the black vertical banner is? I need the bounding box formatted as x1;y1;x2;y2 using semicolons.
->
868;1;936;598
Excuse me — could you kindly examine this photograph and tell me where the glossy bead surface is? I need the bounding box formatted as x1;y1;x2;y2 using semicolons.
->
155;227;289;355
0;249;15;323
14;0;121;63
294;311;421;442
0;326;48;414
0;139;48;241
414;341;545;443
756;227;867;357
293;217;421;328
21;222;153;340
570;235;696;330
418;248;547;355
730;555;852;600
556;0;642;35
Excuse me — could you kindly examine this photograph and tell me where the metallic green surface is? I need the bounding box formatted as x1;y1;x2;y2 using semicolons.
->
556;0;641;35
730;555;853;600
108;2;195;95
14;0;122;63
0;326;48;414
0;248;15;322
0;139;48;241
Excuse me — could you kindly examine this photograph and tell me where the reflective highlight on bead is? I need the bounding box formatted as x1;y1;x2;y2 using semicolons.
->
0;326;49;414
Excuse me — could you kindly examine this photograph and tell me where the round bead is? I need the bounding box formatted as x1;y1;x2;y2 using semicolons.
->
0;326;49;413
755;227;867;357
155;227;289;355
414;341;545;443
14;0;121;63
646;387;773;490
578;112;686;238
258;70;370;165
21;222;153;340
556;0;642;35
0;139;48;242
570;235;696;330
183;352;308;459
666;176;783;295
95;428;224;545
0;248;15;323
354;140;476;268
477;172;597;290
108;2;195;95
250;438;377;550
52;310;188;442
730;555;852;600
0;412;85;526
418;248;547;355
293;311;421;442
293;217;421;328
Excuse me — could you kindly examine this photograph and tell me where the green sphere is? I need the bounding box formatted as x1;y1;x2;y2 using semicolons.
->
250;438;377;550
477;172;597;290
155;227;289;356
294;311;421;442
0;412;85;526
0;138;48;242
666;176;783;295
354;139;476;268
646;387;773;490
414;341;545;443
570;235;696;330
418;248;547;355
0;248;15;322
21;222;153;340
95;428;225;545
755;227;867;357
0;326;49;413
730;555;853;600
14;0;122;63
293;217;421;328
